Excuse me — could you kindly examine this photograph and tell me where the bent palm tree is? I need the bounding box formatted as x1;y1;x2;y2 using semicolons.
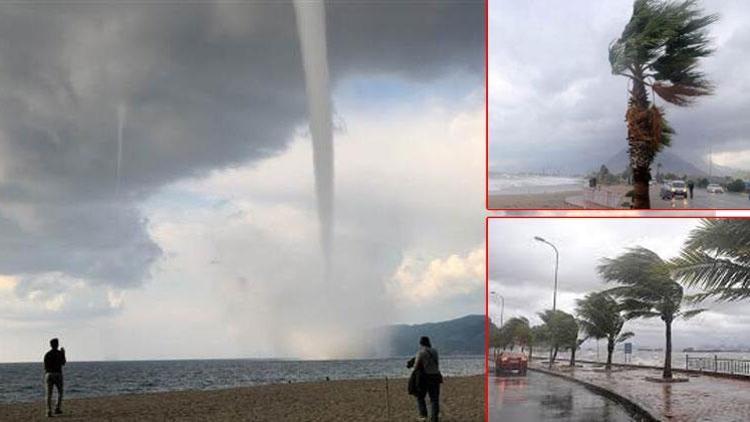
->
529;324;548;362
598;247;706;379
539;309;579;366
672;219;750;301
610;0;717;208
503;317;532;352
576;292;634;370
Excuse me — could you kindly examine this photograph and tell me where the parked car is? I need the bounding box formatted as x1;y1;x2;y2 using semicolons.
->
660;180;688;200
495;351;528;376
707;184;725;194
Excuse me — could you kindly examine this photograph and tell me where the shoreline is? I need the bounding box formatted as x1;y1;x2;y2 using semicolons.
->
488;190;582;209
0;375;483;421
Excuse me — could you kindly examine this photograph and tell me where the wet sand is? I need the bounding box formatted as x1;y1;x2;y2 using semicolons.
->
0;375;483;421
488;191;581;209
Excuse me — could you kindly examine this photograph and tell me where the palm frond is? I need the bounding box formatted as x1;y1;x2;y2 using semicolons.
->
610;0;717;105
653;82;712;106
683;220;750;259
598;247;669;285
624;310;661;320
617;331;635;343
672;220;750;301
679;308;707;320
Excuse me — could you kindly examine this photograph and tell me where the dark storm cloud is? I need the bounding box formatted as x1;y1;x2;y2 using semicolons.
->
489;0;750;173
0;1;483;288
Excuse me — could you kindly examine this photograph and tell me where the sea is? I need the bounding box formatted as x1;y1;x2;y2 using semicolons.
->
489;173;586;195
555;349;750;369
0;356;483;404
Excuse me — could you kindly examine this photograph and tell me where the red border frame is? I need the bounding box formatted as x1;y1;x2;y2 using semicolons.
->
483;0;489;420
483;2;747;214
484;215;750;421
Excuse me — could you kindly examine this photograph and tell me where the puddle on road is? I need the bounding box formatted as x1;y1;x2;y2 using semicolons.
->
489;371;638;421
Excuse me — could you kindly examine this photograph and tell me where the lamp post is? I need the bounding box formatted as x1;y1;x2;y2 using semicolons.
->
534;236;559;369
490;290;504;362
534;236;559;312
490;291;504;327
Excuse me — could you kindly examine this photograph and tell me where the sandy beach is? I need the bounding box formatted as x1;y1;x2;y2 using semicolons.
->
0;375;483;421
488;191;582;209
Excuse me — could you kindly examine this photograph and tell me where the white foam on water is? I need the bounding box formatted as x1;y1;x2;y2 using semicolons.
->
489;173;586;195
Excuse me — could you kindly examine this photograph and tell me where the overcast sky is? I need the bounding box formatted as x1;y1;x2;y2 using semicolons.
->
489;218;750;351
489;0;750;174
0;1;484;362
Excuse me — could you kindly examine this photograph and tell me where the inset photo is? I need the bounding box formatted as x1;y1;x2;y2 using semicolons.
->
488;0;750;210
488;217;750;421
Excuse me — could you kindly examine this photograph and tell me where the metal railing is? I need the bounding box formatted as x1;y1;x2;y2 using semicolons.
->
583;188;625;208
686;355;750;375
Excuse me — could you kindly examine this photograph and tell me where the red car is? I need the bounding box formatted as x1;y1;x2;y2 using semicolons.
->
495;351;528;376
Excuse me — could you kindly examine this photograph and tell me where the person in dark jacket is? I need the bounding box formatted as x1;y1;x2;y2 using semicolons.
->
407;336;442;422
44;338;66;417
687;180;695;199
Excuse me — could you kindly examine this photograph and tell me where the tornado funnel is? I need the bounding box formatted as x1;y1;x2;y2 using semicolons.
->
293;0;334;275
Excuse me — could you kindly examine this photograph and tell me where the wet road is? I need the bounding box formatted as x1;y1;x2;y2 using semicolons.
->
489;371;636;422
650;186;750;209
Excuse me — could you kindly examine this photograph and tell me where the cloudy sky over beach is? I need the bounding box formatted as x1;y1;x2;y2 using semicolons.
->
489;218;750;350
0;1;484;362
489;0;750;174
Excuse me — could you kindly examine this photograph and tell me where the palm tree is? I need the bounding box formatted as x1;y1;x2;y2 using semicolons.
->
493;317;531;353
672;219;750;301
576;292;634;370
598;247;706;379
609;0;717;208
539;310;579;366
569;332;587;368
489;321;504;359
528;324;548;362
506;317;532;352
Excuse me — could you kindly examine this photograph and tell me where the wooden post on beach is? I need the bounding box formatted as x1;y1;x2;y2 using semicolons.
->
384;376;391;421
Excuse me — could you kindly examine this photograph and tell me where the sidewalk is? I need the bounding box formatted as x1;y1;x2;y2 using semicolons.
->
532;362;750;421
565;195;614;209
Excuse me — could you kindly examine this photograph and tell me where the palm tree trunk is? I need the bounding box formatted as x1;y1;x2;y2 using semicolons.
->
569;346;576;366
632;166;651;209
628;77;653;209
663;320;673;379
552;346;558;363
606;338;614;370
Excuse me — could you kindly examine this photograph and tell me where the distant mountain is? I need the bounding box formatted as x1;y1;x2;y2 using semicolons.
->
385;315;485;356
705;162;748;179
603;148;707;176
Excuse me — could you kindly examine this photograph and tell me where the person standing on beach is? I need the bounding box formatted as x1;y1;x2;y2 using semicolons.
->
43;338;66;417
407;336;443;422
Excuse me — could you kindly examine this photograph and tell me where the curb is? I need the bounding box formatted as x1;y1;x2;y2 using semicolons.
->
528;366;660;422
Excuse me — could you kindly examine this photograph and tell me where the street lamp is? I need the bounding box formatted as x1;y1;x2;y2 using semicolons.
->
534;236;559;369
490;290;504;327
490;290;505;361
534;236;559;312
